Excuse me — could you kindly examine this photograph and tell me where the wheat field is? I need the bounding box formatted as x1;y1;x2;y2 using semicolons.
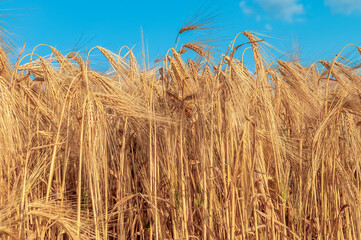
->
0;23;361;239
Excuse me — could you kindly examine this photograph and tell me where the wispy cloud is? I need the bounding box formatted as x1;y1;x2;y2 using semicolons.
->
325;0;361;14
254;0;304;22
265;24;273;30
239;1;255;15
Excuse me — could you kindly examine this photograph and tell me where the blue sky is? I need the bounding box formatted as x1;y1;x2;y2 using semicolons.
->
1;0;360;67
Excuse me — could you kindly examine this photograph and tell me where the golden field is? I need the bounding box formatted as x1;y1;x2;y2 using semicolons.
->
0;26;361;239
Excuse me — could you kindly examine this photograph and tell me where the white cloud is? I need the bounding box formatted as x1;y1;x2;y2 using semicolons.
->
239;1;255;15
325;0;361;14
254;0;304;22
265;24;273;30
